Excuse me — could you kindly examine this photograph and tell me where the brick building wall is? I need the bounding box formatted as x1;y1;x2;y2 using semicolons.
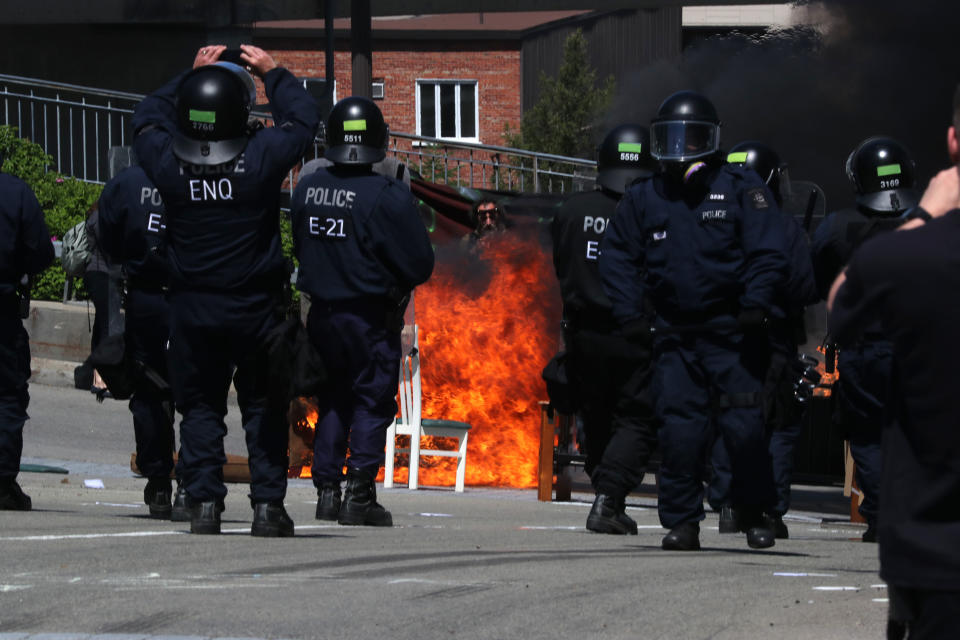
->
259;38;523;148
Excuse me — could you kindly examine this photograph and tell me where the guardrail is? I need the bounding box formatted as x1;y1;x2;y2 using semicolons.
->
2;73;597;193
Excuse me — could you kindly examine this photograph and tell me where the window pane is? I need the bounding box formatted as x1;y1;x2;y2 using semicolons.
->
459;83;476;138
419;83;435;137
440;84;456;138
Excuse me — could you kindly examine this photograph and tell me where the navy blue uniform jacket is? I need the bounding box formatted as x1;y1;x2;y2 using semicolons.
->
551;189;619;318
0;172;54;295
132;67;318;292
599;165;789;326
291;165;434;301
97;166;168;289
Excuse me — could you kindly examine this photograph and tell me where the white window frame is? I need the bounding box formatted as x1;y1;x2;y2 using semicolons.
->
415;79;480;143
301;78;337;104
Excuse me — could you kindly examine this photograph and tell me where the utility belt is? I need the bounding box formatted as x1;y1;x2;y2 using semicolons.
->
125;277;168;295
314;292;410;327
170;269;287;296
562;306;618;334
658;302;738;327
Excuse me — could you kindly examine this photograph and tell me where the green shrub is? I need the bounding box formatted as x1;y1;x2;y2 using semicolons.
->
1;125;102;301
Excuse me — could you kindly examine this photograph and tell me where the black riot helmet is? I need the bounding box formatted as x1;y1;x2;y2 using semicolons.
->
596;124;657;194
845;136;919;213
324;96;387;165
650;90;721;164
173;62;256;166
727;141;791;205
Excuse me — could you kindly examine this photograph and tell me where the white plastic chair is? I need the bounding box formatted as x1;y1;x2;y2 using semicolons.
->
384;298;471;492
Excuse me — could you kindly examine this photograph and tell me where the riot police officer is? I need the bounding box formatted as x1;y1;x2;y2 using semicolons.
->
132;45;319;536
97;159;182;520
291;97;434;527
710;141;818;539
550;123;659;534
810;136;920;542
600;91;789;551
0;158;54;510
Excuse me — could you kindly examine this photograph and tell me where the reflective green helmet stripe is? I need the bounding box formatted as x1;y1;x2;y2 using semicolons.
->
343;119;367;131
618;142;643;153
877;163;902;177
189;109;216;124
727;152;748;164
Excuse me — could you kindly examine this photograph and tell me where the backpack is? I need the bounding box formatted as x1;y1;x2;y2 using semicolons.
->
61;219;92;277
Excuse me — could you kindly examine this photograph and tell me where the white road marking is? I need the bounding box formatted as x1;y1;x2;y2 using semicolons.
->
813;586;860;591
0;523;340;542
873;598;889;603
91;501;142;508
0;585;32;592
871;584;887;589
774;572;838;577
417;512;453;517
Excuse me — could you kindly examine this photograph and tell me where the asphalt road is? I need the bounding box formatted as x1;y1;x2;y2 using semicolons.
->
1;383;885;640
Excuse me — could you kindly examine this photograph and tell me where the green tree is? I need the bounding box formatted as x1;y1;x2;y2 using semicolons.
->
1;124;102;300
506;29;615;159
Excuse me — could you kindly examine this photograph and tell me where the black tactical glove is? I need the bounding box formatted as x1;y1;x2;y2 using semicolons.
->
736;308;768;331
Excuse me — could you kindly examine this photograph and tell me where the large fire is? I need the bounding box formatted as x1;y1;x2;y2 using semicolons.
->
288;231;560;488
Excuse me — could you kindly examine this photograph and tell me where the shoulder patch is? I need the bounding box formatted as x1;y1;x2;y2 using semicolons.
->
747;187;769;210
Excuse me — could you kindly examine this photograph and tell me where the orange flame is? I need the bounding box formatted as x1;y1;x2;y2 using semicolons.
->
813;344;839;396
412;233;560;488
286;232;561;488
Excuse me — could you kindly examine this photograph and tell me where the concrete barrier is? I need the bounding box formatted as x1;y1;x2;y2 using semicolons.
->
23;300;93;388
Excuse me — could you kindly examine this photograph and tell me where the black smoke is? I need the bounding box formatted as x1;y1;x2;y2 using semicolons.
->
606;1;960;213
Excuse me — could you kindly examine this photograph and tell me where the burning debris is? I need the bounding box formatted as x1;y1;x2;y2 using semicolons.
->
288;231;560;488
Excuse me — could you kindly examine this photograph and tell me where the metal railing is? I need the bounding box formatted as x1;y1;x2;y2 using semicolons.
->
2;73;597;192
1;74;141;184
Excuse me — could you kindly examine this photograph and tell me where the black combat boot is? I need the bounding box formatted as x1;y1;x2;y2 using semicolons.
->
764;513;789;539
315;481;342;521
662;521;700;551
170;483;190;522
740;510;776;549
338;467;393;527
190;500;222;535
251;501;295;537
144;477;172;519
0;477;32;511
717;506;741;534
862;520;878;543
586;494;638;535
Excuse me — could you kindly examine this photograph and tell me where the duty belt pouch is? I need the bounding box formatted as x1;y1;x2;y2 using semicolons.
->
262;316;329;409
88;333;136;400
541;351;580;415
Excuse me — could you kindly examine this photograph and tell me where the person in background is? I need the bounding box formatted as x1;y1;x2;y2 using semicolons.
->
709;141;818;539
97;157;181;521
827;90;960;636
0;156;55;510
600;91;788;551
550;123;659;535
132;44;318;536
291;96;434;527
811;136;920;542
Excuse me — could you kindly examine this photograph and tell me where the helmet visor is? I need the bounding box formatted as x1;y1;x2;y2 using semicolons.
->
651;121;719;162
